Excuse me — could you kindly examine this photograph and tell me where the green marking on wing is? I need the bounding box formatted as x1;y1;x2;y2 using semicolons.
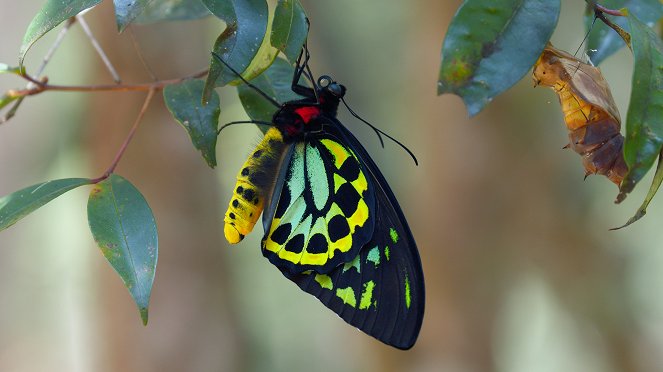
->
287;143;306;198
315;274;333;290
305;144;329;210
359;280;376;310
384;246;390;261
342;254;361;273
336;287;356;308
389;227;399;243
404;271;411;309
366;246;380;267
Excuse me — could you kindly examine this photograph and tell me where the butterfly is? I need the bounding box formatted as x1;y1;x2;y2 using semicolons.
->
216;45;424;349
532;43;626;186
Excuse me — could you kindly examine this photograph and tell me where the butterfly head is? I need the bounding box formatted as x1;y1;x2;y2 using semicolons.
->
318;75;346;100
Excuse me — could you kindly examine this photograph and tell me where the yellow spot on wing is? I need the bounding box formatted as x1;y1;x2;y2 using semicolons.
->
404;272;411;309
333;173;345;193
359;281;376;310
300;252;327;265
336;287;356;308
350;172;368;194
315;274;333;290
347;199;369;231
320;139;350;168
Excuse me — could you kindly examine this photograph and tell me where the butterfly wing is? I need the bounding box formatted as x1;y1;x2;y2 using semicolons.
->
264;120;425;349
261;134;376;274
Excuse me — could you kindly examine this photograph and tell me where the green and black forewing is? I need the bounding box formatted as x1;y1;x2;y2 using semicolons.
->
261;133;376;274
276;121;425;349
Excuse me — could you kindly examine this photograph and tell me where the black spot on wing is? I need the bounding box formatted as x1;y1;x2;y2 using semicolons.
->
307;233;329;254
284;234;305;254
270;224;291;245
336;183;361;216
337;156;361;181
328;215;350;242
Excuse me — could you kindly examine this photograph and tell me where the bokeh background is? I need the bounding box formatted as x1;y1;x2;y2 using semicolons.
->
0;1;661;371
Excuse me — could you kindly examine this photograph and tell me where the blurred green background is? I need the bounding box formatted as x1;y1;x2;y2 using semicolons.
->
0;1;661;371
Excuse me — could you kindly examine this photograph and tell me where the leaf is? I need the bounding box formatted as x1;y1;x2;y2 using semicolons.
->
584;0;663;65
113;0;154;31
0;97;25;123
271;0;308;63
0;63;21;75
230;7;279;84
438;0;560;116
617;12;663;202
0;178;92;232
237;57;303;127
163;79;220;168
612;152;663;229
87;175;158;325
202;0;269;100
19;0;102;66
135;0;211;24
0;94;19;111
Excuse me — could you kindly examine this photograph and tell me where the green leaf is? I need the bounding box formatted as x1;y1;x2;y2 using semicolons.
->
163;79;220;168
0;94;19;111
584;0;663;65
438;0;560;116
0;63;21;75
617;12;663;202
0;97;25;123
19;0;102;66
237;57;303;128
612;152;663;229
271;0;308;63
113;0;153;31
0;178;92;232
230;8;279;84
87;175;158;325
135;0;211;24
202;0;269;99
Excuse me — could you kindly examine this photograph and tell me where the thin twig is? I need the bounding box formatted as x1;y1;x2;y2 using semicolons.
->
129;27;158;81
90;88;156;183
1;17;75;124
76;12;121;83
36;17;76;77
585;1;631;49
11;68;208;97
595;10;631;48
594;3;625;17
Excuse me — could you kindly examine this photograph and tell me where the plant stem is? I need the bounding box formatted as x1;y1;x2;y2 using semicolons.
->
585;1;630;49
11;69;208;98
593;3;624;17
90;88;156;184
77;12;121;83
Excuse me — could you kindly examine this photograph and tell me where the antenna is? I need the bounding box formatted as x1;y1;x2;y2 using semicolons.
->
211;52;281;108
340;97;419;166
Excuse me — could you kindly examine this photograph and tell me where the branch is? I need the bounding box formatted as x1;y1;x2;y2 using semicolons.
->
90;88;157;183
586;1;631;49
9;68;209;98
590;2;624;17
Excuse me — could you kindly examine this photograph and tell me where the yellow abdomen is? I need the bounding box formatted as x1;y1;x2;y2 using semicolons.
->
224;127;287;244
